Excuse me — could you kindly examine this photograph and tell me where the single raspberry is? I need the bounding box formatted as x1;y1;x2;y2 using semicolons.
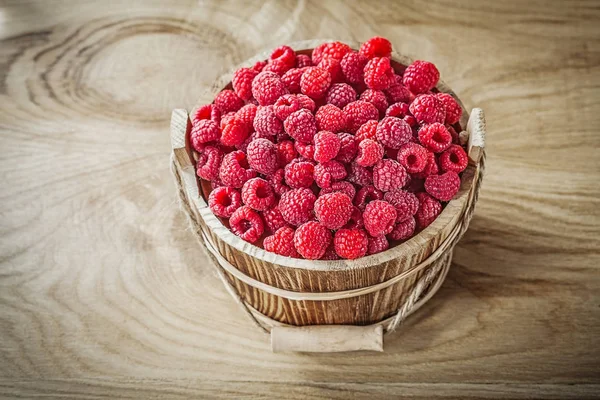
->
345;205;365;229
208;186;242;218
340;51;368;84
314;131;341;163
384;190;419;222
284;159;315;188
312;41;351;65
221;118;251;147
376;116;412;149
219;151;257;188
403;60;440;94
263;59;292;76
320;243;340;260
246;138;278;175
320;181;356;201
388;216;416;241
425;171;461;202
296;54;312;68
270;45;296;67
385;102;410;118
263;206;288;234
252;71;288;106
232;67;259;101
219;112;236;130
241;177;276;211
334;228;368;259
326;83;357;109
373;159;408;192
274;94;300;121
360;36;392;59
284;109;317;143
281;67;306;93
237;131;273;153
360;89;389;117
252;60;267;72
355;120;378;142
384;83;412;104
363;200;397;237
347;162;373;186
229;206;264;243
343;100;379;133
235;103;258;129
191;119;220;150
276;140;298;167
300;67;332;99
418;122;452;153
413;151;440;179
335;132;358;163
194;104;221;125
279;188;316;226
356;139;384;167
314;192;353;230
364;57;395;90
318;57;344;83
436;93;462;125
294;141;315;160
415;192;442;229
264;226;299;257
254;105;283;136
409;94;446;124
296;94;316;112
214;89;244;114
397;142;428;173
196;146;223;181
269;169;290;196
354;185;383;210
368;235;389;255
314;160;347;189
294;221;332;259
439;144;468;173
315;104;347;133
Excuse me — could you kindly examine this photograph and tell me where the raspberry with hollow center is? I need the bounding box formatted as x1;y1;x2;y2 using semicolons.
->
241;177;276;211
294;141;315;160
439;144;468;173
294;221;332;260
347;162;373;186
384;190;420;222
415;192;442;229
368;235;389;255
388;216;416;241
326;83;357;109
397;142;429;173
300;67;332;99
340;51;368;84
269;169;290;196
311;41;352;65
264;226;299;257
229;206;264;243
219;150;257;188
276;140;298;167
356;139;384;167
334;228;368;259
263;206;287;233
354;185;383;210
425;171;461;202
254;105;283;136
232;67;258;101
279;188;316;226
196;146;223;181
281;67;306;93
284;159;315;188
376;116;412;149
336;132;358;163
436;93;462;125
193;104;220;125
418;122;453;153
221;117;250;147
320;181;356;201
360;36;392;59
314;131;341;163
214;89;244;114
191;119;220;151
363;200;397;237
315;104;347;133
270;45;296;68
343;100;379;133
409;94;446;124
373;159;409;192
403;60;440;94
208;186;242;218
355;120;378;142
364;57;395;90
385;102;410;118
314;160;347;188
274;94;300;121
252;71;288;106
315;192;353;229
284;108;317;143
360;89;389;117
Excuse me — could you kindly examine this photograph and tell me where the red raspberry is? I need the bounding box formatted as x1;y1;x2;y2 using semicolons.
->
364;57;394;90
409;93;446;124
425;171;461;202
194;104;221;125
385;83;413;104
252;60;267;72
264;226;299;257
340;52;368;84
367;235;389;255
397;142;428;173
276;140;298;167
373;159;408;192
347;162;373;186
281;67;306;93
356;139;384;167
294;221;332;259
413;151;439;179
314;160;347;189
246;138;277;175
314;192;353;229
360;36;392;59
318;57;344;83
263;59;292;76
314;131;341;163
296;94;316;112
269;169;290;196
326;83;357;109
345;205;365;229
208;186;242;218
312;41;351;65
232;67;258;101
229;205;264;243
279;188;316;226
403;60;440;94
214;89;244;114
376;116;412;149
360;89;389;117
284;159;315;189
238;131;274;153
241;177;276;211
388;216;416;241
363;200;397;237
334;228;368;259
321;243;340;260
300;67;332;99
435;93;462;125
439;144;468;173
235;103;258;129
320;181;356;201
385;102;410;118
343;100;379;133
296;54;312;68
253;105;283;136
270;45;296;67
284;109;317;143
418;122;452;153
315;104;346;133
384;190;419;222
196;146;223;181
219;150;257;188
294;141;315;160
219;112;236;130
263;206;288;234
355;120;378;142
415;192;442;229
191;119;220;151
221;118;250;147
273;94;300;121
252;71;288;106
354;185;383;210
335;132;358;163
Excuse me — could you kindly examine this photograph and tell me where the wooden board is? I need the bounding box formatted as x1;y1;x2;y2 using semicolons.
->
0;0;599;398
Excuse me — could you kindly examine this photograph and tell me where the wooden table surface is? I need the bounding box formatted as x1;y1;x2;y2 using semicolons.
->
1;0;599;398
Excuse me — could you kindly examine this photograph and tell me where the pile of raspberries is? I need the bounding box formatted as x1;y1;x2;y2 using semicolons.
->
191;36;468;260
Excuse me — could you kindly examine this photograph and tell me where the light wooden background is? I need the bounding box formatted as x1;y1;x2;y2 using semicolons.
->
1;0;599;398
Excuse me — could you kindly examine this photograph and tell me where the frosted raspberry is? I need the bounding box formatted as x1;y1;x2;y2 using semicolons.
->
436;93;462;125
314;160;347;189
320;243;340;260
294;221;332;259
376;116;412;149
235;104;258;129
241;177;276;211
208;186;242;218
385;102;410;118
403;60;440;94
367;235;389;255
237;131;273;153
347;162;373;186
315;104;347;133
363;200;397;237
320;181;356;201
276;140;298;167
252;60;267;72
343;100;379;133
281;67;306;93
334;228;368;259
263;59;291;76
413;151;439;179
364;57;394;90
254;105;283;136
439;144;468;173
264;226;299;257
246;138;277;175
360;36;392;59
284;159;315;188
340;51;368;84
373;159;408;192
269;169;290;196
335;132;358;163
385;83;413;104
415;192;442;229
191;119;220;150
219;112;236;130
232;67;258;101
221;118;250;147
355;120;378;142
425;171;461;202
314;192;353;230
345;205;365;229
284;109;317;143
194;104;221;125
274;94;300;121
418;122;452;153
300;67;332;99
384;190;419;222
360;89;389;117
229;206;264;243
388;216;416;241
314;131;341;163
270;45;296;67
262;206;287;234
296;94;316;112
196;146;223;181
214;89;244;114
312;41;351;65
397;142;428;173
326;83;357;109
279;188;316;226
356;139;384;167
409;94;446;124
296;54;312;68
219;151;257;188
294;141;315;160
252;71;288;106
354;185;383;210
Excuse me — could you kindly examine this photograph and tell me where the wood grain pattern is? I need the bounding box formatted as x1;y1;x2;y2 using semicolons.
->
1;0;599;398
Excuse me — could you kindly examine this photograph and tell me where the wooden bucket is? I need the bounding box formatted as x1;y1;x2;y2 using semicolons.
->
170;40;486;352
